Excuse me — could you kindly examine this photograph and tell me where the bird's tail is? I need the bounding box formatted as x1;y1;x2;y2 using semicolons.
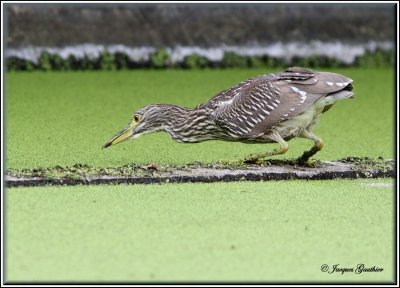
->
328;89;354;100
320;86;354;112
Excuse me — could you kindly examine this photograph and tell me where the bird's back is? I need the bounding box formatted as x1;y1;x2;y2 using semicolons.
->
201;67;353;138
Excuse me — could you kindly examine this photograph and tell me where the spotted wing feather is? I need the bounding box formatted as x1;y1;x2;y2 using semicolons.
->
203;67;352;137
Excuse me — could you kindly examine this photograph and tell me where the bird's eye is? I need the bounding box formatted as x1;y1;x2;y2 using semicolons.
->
133;115;140;123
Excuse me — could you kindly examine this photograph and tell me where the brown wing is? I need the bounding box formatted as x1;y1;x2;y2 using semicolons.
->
203;67;353;137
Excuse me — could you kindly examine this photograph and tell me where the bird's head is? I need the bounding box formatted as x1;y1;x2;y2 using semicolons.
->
103;105;168;149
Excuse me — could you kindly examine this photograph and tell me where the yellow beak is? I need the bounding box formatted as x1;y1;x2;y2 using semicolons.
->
103;123;136;149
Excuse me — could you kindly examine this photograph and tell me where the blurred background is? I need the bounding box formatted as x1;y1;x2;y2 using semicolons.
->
5;3;395;70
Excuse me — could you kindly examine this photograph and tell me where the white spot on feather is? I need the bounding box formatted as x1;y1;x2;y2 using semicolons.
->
238;126;249;133
254;102;262;108
228;132;239;138
219;98;234;107
247;121;255;128
326;81;333;86
249;118;258;125
299;90;307;103
261;108;270;115
290;85;307;103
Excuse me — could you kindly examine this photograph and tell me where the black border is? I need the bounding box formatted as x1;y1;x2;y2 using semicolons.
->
2;1;398;286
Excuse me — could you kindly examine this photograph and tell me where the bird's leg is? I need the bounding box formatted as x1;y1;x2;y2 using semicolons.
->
297;130;324;165
244;132;288;164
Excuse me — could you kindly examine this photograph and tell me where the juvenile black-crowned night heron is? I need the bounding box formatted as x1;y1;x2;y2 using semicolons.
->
103;67;354;164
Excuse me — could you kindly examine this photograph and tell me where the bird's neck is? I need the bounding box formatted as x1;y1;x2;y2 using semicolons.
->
161;105;223;143
161;104;193;128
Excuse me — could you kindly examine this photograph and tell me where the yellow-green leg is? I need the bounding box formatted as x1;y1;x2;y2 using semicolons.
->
244;132;289;163
297;130;324;165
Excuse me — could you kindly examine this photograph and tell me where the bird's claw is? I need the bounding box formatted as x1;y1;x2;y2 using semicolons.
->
296;158;319;167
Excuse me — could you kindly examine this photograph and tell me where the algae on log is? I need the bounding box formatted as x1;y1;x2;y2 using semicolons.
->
6;157;395;187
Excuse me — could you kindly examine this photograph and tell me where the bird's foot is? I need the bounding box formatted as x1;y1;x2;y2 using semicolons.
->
296;157;320;167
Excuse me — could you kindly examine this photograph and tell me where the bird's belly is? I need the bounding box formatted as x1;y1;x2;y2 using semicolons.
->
273;105;322;140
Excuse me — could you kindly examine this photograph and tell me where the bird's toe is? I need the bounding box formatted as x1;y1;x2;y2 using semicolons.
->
296;158;321;167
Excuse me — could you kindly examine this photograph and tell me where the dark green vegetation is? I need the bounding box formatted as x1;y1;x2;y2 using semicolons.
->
6;179;393;282
7;49;394;71
6;68;394;169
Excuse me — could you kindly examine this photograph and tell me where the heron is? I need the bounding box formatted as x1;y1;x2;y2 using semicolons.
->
103;67;353;164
